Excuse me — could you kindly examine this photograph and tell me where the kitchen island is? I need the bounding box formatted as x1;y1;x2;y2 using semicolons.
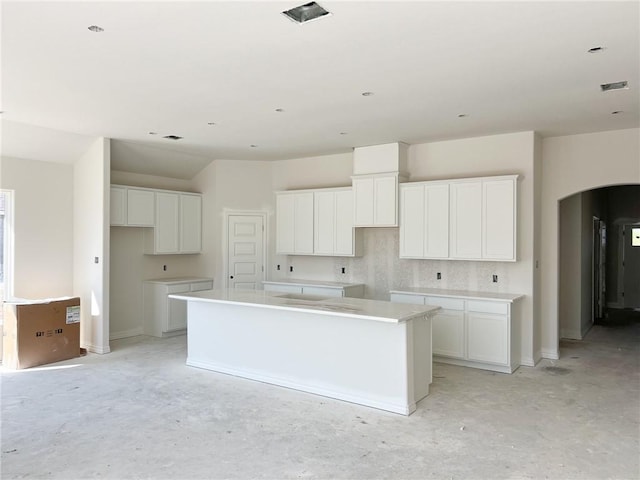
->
169;289;440;415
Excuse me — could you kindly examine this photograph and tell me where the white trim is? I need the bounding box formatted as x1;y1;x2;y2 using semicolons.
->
222;210;268;289
109;327;143;340
540;348;559;360
560;328;582;340
0;190;15;303
84;343;112;354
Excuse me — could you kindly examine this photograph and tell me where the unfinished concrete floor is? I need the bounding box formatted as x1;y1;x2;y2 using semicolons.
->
2;312;639;480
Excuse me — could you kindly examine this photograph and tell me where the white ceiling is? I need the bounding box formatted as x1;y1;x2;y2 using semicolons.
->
2;1;639;179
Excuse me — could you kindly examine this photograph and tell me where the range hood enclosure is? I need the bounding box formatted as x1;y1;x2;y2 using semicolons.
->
352;142;409;176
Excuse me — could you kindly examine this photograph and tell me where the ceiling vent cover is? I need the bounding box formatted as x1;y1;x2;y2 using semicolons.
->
163;135;183;141
282;2;330;24
600;81;629;92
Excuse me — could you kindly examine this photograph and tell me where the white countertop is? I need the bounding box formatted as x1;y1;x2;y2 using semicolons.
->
263;279;365;288
390;287;524;303
170;289;439;324
144;277;213;285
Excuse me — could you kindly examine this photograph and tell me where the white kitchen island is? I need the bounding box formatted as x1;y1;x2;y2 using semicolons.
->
169;289;440;415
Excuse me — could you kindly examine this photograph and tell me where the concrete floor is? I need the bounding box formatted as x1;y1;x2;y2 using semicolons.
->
2;312;639;480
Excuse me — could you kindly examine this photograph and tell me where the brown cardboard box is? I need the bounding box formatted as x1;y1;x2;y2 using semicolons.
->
2;297;81;369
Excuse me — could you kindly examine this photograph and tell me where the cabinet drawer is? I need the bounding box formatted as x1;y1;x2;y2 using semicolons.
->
424;296;464;311
263;284;303;294
302;286;343;297
191;280;213;292
467;300;508;315
167;284;191;294
390;293;425;305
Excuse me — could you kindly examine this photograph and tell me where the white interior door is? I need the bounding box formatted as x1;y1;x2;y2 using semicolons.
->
623;224;640;308
227;214;264;290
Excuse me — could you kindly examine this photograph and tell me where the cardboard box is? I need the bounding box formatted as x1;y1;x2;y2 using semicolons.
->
2;297;81;369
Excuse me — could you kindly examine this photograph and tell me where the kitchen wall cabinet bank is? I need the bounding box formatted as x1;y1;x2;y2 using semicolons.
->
110;185;202;254
390;288;523;373
399;175;518;261
276;188;363;256
263;280;365;298
143;277;213;337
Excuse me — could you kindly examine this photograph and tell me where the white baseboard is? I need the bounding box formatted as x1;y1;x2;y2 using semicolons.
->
560;328;582;340
606;302;623;309
540;348;559;360
110;327;143;340
84;343;111;354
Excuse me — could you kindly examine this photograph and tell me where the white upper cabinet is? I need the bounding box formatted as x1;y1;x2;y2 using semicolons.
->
276;191;314;255
352;173;400;227
398;175;518;262
449;180;483;259
482;178;516;260
179;194;202;254
277;188;361;257
126;188;155;226
400;182;449;259
110;186;154;227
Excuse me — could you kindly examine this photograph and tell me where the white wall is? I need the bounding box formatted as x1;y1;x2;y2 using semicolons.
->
559;193;582;339
540;128;640;358
0;156;74;298
73;138;110;354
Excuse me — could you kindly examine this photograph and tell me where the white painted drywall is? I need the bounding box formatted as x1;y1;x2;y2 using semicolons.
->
73;138;110;354
559;193;582;339
540;128;640;358
0;156;74;298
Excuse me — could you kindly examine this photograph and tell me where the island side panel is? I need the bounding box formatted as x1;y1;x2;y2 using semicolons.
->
410;315;432;405
185;300;417;415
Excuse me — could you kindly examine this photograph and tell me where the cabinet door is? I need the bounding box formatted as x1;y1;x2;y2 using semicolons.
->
353;177;374;226
467;313;509;365
263;283;303;294
483;178;516;260
424;184;449;258
167;297;188;331
399;184;425;257
110;187;126;226
302;286;343;297
276;194;295;254
334;190;355;255
390;293;426;305
374;175;398;226
450;181;482;259
127;189;155;226
314;191;335;255
294;193;314;254
155;192;180;254
180;194;202;253
432;310;465;358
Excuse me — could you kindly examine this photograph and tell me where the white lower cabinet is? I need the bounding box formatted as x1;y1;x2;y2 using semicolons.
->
143;278;213;337
263;280;365;298
390;290;522;373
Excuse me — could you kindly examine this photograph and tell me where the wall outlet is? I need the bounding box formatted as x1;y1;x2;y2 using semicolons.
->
94;257;99;264
341;267;346;274
277;264;280;270
493;275;498;283
437;272;441;280
163;265;167;271
289;266;293;272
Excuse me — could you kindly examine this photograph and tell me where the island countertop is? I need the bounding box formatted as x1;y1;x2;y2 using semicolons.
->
389;287;524;303
170;289;439;323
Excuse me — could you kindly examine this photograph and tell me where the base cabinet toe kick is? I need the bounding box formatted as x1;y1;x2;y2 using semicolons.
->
170;289;439;415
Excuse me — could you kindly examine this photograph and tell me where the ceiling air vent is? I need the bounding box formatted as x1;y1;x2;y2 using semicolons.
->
163;135;183;140
600;81;629;92
282;2;330;24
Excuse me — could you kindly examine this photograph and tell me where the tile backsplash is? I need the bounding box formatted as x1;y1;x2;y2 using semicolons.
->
274;228;516;300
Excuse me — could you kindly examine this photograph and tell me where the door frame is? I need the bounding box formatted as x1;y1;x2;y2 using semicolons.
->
222;210;268;289
1;190;15;300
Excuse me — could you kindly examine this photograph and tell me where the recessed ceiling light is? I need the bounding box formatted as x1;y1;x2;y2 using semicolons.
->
600;81;629;92
148;132;158;135
457;113;469;118
588;46;605;53
207;122;216;126
163;135;183;140
611;110;623;115
88;25;104;33
282;2;330;24
339;132;348;135
275;108;284;112
361;91;374;97
250;144;258;148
